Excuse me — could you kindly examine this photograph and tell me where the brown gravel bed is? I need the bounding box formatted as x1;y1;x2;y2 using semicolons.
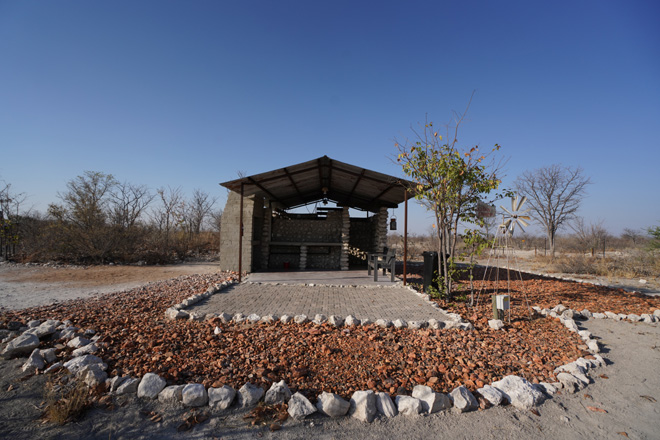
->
1;270;599;402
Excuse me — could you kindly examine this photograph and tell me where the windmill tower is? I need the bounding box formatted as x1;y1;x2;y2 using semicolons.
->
477;195;533;321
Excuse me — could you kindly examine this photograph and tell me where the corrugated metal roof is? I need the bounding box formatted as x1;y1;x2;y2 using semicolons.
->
220;156;416;212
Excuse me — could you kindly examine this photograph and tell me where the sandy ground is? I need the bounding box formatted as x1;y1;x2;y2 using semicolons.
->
0;262;221;311
0;318;658;439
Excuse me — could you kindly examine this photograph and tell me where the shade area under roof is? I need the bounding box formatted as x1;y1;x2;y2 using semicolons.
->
220;156;416;212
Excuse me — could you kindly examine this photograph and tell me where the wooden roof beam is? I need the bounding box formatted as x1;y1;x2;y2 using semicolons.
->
247;177;285;205
283;167;304;199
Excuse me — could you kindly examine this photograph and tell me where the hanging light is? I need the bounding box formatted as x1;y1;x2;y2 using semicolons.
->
390;208;397;230
322;187;329;205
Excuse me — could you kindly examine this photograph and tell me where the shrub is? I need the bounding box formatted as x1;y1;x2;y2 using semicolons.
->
43;375;92;425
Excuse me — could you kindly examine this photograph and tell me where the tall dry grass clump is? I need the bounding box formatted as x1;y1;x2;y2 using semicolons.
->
43;375;92;425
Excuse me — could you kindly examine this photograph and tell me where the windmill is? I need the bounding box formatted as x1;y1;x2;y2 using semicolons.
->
500;195;531;235
476;194;533;322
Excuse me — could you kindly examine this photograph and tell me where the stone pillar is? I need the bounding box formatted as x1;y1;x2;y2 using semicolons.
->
340;206;350;270
374;207;389;253
300;245;307;270
219;191;256;272
261;202;272;270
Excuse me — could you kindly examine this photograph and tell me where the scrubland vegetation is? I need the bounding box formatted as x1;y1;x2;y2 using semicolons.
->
389;225;660;280
1;172;222;264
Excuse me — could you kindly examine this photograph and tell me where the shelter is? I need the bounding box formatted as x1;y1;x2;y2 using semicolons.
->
219;156;415;281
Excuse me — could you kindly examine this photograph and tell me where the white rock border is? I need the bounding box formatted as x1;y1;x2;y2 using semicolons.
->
8;277;648;426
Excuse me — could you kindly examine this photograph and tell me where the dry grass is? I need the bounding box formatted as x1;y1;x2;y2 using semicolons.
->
531;251;660;279
43;375;92;425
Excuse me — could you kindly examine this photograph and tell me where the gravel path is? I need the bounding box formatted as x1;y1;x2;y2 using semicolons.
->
187;282;452;322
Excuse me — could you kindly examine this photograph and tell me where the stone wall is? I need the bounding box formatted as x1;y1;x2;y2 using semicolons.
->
219;191;258;272
221;196;389;272
348;218;375;267
271;212;342;243
373;207;389;254
340;207;350;270
268;211;343;270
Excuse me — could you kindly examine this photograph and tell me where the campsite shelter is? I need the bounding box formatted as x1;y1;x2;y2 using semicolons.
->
219;156;416;282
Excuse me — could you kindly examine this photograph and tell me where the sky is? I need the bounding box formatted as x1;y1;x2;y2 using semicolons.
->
1;0;659;236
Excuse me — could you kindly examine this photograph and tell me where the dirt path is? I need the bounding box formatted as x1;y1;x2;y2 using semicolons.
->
0;262;221;310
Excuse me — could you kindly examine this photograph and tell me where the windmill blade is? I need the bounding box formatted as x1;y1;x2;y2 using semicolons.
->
511;196;517;212
500;206;513;216
517;222;526;233
501;219;512;229
519;215;531;221
516;196;527;211
518;218;529;227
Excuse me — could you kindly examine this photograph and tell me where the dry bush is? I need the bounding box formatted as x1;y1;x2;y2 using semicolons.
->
532;251;659;279
548;255;600;275
600;251;660;278
43;375;92;425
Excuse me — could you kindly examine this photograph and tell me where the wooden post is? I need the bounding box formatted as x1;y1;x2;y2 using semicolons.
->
403;188;408;286
238;183;244;282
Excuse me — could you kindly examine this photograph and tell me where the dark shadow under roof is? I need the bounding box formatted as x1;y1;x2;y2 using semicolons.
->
220;156;416;212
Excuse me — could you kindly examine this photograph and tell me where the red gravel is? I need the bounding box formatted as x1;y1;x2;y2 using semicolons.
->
407;266;660;316
5;267;652;401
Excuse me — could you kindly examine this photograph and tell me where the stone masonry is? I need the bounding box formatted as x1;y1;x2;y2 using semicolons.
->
219;191;257;272
340;207;350;270
373;207;389;254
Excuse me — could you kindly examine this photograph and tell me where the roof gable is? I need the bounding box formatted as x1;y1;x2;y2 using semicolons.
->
220;156;415;212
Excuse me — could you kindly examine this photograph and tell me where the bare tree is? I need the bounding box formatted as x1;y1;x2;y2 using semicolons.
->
570;217;609;254
481;214;499;240
209;209;223;234
48;171;118;261
515;165;590;257
621;228;644;247
151;186;184;253
187;189;217;235
0;181;28;220
110;182;154;229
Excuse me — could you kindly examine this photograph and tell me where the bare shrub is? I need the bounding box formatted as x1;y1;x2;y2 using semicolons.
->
43;375;93;425
534;251;659;278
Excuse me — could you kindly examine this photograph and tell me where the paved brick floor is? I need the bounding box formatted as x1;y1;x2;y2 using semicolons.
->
187;282;450;322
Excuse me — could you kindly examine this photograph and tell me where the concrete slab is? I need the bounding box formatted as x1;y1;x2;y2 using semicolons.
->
187;282;451;323
245;270;401;286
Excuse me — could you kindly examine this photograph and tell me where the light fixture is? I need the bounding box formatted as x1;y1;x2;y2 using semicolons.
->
322;187;329;205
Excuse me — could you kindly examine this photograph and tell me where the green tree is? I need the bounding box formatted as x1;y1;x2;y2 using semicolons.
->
648;225;660;251
395;104;507;296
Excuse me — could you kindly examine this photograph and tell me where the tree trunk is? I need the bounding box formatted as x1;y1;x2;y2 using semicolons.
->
548;230;556;258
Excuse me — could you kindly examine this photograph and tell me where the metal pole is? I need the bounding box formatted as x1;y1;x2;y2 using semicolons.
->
403;188;408;286
238;183;244;282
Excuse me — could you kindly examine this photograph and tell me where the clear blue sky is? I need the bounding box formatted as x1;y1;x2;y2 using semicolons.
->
1;0;659;236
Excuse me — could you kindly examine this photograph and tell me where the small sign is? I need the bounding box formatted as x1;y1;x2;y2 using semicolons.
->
477;201;496;219
496;295;510;310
